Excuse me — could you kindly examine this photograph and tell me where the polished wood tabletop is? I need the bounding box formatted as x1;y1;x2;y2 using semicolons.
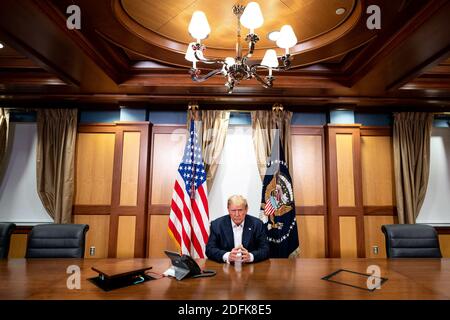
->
0;258;449;300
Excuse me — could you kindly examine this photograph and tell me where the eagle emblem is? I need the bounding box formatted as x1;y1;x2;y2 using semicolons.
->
260;172;294;230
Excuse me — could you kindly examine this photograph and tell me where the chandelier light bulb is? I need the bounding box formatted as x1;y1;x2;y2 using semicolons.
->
225;57;236;66
268;31;280;42
188;11;211;40
276;25;297;51
240;2;264;33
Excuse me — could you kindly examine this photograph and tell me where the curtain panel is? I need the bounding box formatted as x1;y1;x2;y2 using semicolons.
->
393;112;433;224
188;108;230;190
36;109;78;223
251;110;292;179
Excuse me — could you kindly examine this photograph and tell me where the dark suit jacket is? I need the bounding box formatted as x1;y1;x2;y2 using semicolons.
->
206;215;270;263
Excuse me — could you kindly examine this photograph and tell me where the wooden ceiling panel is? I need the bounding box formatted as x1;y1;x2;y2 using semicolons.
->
121;0;355;49
0;43;41;69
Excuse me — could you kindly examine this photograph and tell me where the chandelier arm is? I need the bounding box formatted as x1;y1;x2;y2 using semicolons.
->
250;64;290;73
243;41;256;60
253;72;273;88
193;51;225;65
190;68;224;82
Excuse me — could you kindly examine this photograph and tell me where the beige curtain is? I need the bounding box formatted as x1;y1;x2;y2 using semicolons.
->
36;109;78;224
0;108;10;182
393;112;433;224
0;108;10;166
188;108;230;190
251;109;292;178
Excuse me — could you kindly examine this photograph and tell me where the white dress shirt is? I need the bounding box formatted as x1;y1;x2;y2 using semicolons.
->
222;220;254;263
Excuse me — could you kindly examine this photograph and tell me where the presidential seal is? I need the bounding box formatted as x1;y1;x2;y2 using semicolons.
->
260;172;294;230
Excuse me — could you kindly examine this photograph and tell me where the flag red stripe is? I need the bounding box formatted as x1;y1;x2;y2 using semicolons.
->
170;196;191;251
191;197;209;244
173;184;193;253
168;218;181;245
198;185;209;215
174;181;204;258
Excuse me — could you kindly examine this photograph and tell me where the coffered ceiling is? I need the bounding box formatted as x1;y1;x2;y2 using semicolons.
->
121;0;355;50
0;0;449;110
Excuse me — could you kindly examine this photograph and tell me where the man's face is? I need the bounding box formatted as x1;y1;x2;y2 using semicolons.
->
228;202;248;226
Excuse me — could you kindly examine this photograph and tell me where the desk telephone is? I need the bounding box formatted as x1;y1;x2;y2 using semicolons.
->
164;250;216;280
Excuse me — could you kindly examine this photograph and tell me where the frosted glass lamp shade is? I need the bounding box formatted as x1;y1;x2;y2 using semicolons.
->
240;2;264;30
185;42;204;62
261;49;279;68
188;11;211;40
276;25;297;49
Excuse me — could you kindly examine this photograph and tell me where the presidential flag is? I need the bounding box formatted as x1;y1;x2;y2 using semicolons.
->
168;120;209;258
260;132;299;258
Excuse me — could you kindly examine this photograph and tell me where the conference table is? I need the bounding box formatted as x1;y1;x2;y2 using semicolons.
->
0;258;449;300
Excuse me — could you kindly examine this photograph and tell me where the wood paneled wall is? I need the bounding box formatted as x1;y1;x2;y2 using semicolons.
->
324;125;397;258
9;121;450;259
73;122;150;258
73;215;110;258
147;125;186;257
291;126;327;258
8;234;28;258
75;133;115;205
361;127;396;258
326;125;365;258
439;235;450;257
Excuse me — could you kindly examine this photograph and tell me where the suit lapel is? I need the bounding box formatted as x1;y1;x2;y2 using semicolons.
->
223;216;234;249
242;215;252;249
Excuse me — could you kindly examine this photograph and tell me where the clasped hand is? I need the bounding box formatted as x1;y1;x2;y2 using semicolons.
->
229;245;251;263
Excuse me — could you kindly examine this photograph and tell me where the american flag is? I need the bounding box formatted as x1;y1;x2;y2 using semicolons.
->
264;197;276;216
168;120;209;258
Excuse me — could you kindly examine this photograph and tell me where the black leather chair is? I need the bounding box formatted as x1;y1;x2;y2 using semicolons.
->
0;223;16;259
381;224;442;258
26;224;89;258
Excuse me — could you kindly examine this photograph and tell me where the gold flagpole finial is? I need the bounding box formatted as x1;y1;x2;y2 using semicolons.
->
188;101;199;111
187;101;200;121
272;103;284;112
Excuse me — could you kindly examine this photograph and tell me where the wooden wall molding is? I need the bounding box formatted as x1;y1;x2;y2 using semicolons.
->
364;206;396;216
12;226;33;234
73;205;111;215
360;126;392;136
435;227;450;234
295;206;326;216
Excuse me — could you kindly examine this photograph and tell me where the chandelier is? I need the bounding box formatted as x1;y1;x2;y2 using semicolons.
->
184;2;298;93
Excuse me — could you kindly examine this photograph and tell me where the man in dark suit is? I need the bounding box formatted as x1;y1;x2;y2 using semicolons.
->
206;195;269;263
